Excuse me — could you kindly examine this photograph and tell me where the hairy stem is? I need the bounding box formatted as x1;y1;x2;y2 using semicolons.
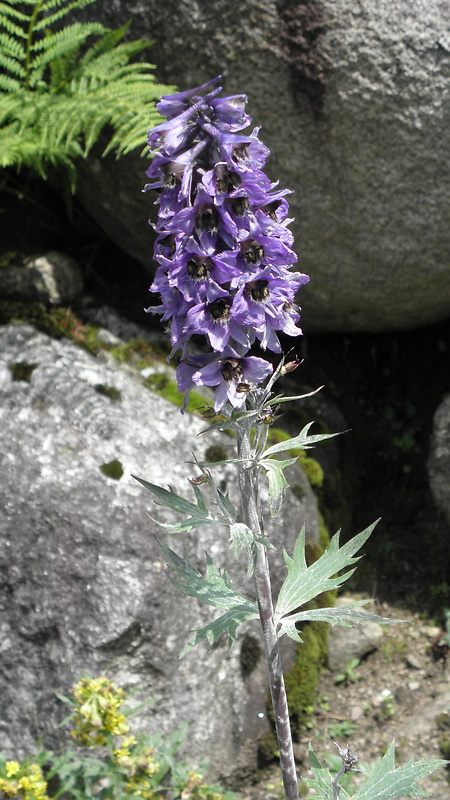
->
236;421;299;800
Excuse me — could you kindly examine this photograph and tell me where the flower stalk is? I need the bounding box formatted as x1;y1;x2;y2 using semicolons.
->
236;419;299;800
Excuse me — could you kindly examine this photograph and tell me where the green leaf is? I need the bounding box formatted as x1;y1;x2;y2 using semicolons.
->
133;474;210;517
133;474;228;533
261;456;298;517
229;522;254;557
157;539;258;654
263;422;343;456
306;743;349;800
352;741;447;800
277;601;403;643
274;522;379;628
266;385;324;407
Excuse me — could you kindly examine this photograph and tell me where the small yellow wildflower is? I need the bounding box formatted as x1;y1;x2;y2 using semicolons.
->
5;762;20;779
71;676;130;746
0;762;49;800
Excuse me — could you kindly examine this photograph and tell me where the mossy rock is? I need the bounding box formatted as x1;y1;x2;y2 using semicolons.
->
100;459;124;480
0;300;99;355
8;361;38;382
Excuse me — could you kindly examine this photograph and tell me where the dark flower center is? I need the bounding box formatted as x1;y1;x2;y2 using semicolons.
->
157;234;176;256
196;205;219;234
215;164;242;193
261;199;282;221
221;358;244;382
161;162;183;188
231;197;249;217
208;297;231;322
187;257;212;280
241;239;264;265
231;144;249;163
245;279;270;302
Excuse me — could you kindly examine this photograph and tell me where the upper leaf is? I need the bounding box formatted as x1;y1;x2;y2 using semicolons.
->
274;522;379;628
132;474;227;532
263;422;343;456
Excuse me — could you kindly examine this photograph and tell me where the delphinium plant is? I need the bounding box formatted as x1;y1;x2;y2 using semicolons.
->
137;76;447;799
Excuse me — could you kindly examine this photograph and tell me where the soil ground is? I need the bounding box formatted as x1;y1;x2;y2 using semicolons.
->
228;603;450;799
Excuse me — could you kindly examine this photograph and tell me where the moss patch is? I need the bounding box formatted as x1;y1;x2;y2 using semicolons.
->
100;459;124;480
8;361;37;382
0;301;100;354
94;383;122;402
143;372;208;414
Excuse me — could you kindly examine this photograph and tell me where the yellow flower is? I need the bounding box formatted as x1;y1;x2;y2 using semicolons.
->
5;762;20;778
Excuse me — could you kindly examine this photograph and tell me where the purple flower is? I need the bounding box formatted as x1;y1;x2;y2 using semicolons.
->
145;77;309;411
177;347;273;412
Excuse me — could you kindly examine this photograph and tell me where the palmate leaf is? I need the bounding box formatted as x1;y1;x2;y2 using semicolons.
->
274;522;380;634
306;741;448;800
157;539;258;655
353;742;447;800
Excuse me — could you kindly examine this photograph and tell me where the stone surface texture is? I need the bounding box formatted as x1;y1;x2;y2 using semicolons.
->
73;0;450;333
0;323;320;778
327;598;384;671
0;252;83;305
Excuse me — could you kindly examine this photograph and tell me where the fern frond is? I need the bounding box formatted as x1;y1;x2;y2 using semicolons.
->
30;22;106;65
77;20;131;68
0;14;27;40
0;31;26;59
0;74;22;92
34;0;98;31
0;0;177;187
0;53;26;79
0;3;29;24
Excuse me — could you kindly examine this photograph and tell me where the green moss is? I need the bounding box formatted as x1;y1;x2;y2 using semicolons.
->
267;427;324;488
282;621;328;739
100;459;124;480
8;361;37;382
439;736;450;760
204;444;228;464
240;634;262;678
0;300;100;355
109;338;168;367
143;372;207;414
257;731;279;767
94;383;122;402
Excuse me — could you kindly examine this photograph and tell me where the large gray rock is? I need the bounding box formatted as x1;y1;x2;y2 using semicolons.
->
74;0;450;333
0;252;83;306
0;323;320;778
428;393;450;526
327;598;384;671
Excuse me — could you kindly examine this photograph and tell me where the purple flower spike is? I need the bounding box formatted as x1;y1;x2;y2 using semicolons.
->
145;77;309;411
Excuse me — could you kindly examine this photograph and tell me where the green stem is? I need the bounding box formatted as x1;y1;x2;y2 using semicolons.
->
25;1;43;90
236;420;299;800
